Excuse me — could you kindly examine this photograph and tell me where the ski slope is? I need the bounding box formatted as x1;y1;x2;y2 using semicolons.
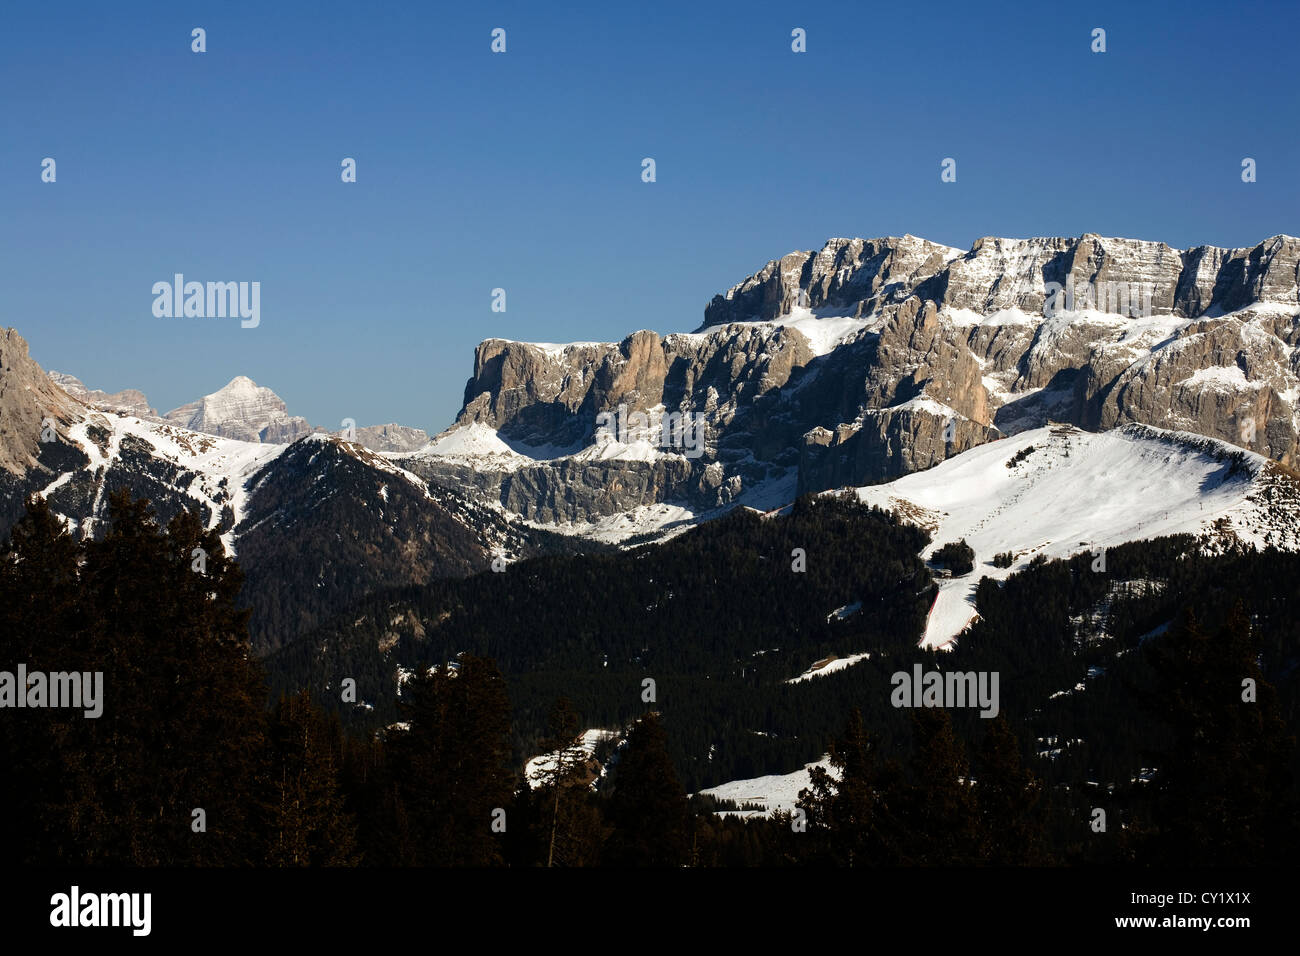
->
853;423;1295;649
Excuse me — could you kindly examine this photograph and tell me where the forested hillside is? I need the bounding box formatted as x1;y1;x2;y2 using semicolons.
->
269;495;936;788
5;490;1296;866
273;495;1300;810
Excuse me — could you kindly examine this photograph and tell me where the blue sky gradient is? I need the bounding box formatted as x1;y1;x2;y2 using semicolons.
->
2;0;1296;432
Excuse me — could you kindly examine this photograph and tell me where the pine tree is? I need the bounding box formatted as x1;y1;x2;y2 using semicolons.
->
541;697;581;866
899;707;981;865
602;712;688;866
0;494;81;660
263;690;360;865
1137;603;1299;864
535;697;604;866
385;655;514;865
337;730;392;864
0;495;83;864
30;491;268;865
502;772;546;866
973;715;1049;864
798;707;899;866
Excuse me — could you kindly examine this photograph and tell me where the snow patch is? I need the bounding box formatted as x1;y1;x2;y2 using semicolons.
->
850;423;1283;649
786;652;871;685
524;729;620;789
698;757;834;818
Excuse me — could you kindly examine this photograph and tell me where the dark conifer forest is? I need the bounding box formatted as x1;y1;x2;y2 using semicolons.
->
2;490;1297;866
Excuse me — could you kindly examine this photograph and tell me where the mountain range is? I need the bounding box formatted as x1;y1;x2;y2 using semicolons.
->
411;232;1300;525
1;330;580;653
47;371;432;452
4;230;1300;657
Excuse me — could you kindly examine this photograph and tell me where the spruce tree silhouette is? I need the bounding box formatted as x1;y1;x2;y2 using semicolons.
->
603;712;688;866
1138;604;1299;864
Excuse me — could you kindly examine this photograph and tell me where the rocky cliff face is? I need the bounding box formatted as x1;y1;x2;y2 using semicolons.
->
408;233;1300;523
47;372;157;419
348;424;430;453
0;331;81;477
701;233;1297;327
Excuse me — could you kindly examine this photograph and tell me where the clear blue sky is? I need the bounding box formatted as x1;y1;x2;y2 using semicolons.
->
2;0;1296;433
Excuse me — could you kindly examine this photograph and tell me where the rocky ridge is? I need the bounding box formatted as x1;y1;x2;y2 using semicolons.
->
406;233;1300;524
48;372;157;419
0;330;572;653
43;370;430;453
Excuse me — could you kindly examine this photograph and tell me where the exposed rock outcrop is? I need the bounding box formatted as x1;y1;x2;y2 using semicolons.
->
47;372;157;419
412;233;1300;522
0;330;81;476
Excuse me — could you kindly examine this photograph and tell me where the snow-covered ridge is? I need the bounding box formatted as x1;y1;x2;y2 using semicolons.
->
413;414;699;470
50;411;288;552
415;422;586;466
849;423;1297;649
673;304;878;358
470;304;877;362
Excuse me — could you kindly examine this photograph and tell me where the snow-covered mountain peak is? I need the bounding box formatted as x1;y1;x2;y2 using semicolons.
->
163;376;316;444
202;376;283;410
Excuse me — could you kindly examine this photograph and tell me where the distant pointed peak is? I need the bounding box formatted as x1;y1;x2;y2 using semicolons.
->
204;375;281;402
